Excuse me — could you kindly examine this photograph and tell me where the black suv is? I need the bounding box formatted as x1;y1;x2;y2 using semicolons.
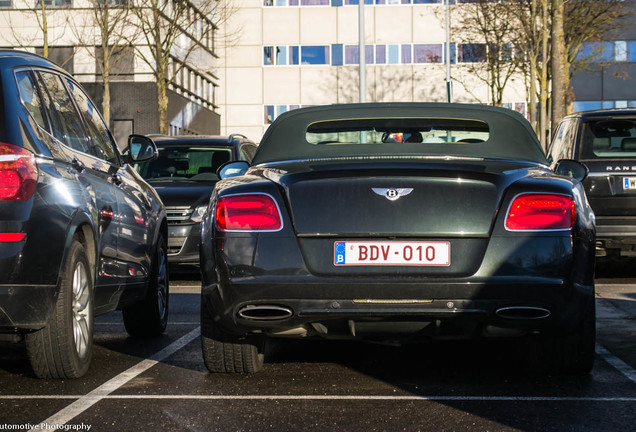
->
0;51;168;379
130;134;257;266
549;109;636;259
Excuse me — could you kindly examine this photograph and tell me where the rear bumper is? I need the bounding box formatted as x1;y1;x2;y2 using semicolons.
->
595;216;636;238
202;278;594;339
594;217;636;255
0;284;57;332
167;223;200;265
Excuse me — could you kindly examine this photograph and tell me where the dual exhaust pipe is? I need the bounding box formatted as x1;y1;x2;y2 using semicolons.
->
237;304;550;322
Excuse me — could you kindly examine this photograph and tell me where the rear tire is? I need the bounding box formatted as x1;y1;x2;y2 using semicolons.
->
123;233;169;337
537;298;596;375
25;239;94;379
201;304;264;373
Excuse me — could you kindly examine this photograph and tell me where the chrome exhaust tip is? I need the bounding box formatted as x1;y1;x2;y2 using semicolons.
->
238;305;293;321
495;306;551;320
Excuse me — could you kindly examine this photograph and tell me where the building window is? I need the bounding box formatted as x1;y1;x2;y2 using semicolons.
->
264;104;302;124
37;0;72;6
95;46;134;81
444;43;457;64
301;46;330;65
265;46;303;65
344;46;358;65
576;42;614;62
35;46;74;74
614;41;627;62
289;46;299;65
264;46;273;65
376;45;386;64
276;46;287;65
388;44;399;64
344;45;374;65
332;44;343;66
401;44;412;64
629;41;636;62
457;43;487;63
413;44;443;63
0;0;11;6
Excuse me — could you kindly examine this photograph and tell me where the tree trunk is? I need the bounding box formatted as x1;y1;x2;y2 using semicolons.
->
529;0;537;131
156;75;169;135
41;2;48;58
530;55;537;131
539;0;549;150
102;71;111;127
551;0;566;132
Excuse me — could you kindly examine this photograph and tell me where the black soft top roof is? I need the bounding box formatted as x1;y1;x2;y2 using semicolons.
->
253;103;547;165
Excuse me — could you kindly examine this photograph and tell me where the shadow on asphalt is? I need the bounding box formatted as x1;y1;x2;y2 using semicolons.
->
595;256;636;279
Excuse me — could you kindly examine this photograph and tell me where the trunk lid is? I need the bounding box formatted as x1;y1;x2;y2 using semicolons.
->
275;160;528;237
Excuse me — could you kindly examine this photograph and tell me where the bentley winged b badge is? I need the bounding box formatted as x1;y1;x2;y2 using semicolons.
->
372;188;414;201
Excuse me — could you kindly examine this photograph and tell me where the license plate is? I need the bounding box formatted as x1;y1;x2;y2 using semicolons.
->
624;177;636;189
334;241;450;266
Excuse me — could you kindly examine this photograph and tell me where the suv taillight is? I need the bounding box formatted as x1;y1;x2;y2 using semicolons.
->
505;193;575;231
0;143;37;201
215;194;283;231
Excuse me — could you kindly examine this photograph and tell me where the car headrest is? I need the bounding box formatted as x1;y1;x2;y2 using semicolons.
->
211;151;231;170
174;160;189;171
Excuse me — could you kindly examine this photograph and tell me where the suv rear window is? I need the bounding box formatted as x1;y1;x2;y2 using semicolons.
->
581;118;636;159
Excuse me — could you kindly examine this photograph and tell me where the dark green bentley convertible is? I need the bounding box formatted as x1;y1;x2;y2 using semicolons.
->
199;103;596;375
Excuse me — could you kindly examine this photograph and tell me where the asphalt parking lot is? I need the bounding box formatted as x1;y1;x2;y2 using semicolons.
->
1;263;636;432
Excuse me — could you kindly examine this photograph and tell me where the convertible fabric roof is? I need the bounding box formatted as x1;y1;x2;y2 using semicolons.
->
252;103;547;165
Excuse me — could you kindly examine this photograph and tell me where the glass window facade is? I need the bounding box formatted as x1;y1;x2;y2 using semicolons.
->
301;46;330;65
264;43;473;66
413;44;443;63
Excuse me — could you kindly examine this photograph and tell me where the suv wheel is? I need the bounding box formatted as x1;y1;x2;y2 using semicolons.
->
201;304;265;373
25;239;94;379
122;233;169;336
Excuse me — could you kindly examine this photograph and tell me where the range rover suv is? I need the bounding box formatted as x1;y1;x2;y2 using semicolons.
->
0;50;168;379
549;109;636;259
130;134;257;267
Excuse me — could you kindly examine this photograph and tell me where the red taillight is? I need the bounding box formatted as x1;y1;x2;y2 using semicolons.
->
0;233;25;242
0;143;37;201
506;193;575;231
215;194;283;231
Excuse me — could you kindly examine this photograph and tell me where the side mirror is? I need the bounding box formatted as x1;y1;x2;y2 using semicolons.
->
554;159;589;182
126;135;158;163
218;161;250;179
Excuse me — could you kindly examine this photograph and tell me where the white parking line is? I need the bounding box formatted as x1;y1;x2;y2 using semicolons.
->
28;327;201;432
596;343;636;385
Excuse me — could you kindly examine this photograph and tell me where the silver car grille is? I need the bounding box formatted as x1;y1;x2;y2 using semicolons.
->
166;206;193;224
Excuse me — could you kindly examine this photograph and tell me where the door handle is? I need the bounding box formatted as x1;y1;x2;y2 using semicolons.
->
71;157;85;173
